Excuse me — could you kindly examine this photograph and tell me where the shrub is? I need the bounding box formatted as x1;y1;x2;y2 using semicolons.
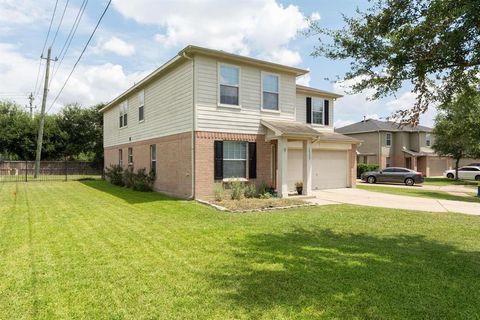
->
357;163;380;178
230;179;245;200
104;164;124;186
132;168;155;192
213;183;225;201
123;166;136;188
244;184;257;198
258;181;269;196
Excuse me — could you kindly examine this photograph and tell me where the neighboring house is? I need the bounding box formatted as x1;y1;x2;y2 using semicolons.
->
336;118;476;176
101;45;360;199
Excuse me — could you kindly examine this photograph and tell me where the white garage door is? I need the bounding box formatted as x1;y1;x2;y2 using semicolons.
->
312;150;348;190
287;149;349;190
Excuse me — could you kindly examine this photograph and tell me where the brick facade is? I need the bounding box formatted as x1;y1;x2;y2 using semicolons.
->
104;132;193;198
349;144;357;187
194;131;274;200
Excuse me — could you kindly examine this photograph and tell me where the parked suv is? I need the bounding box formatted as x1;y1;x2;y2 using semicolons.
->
361;167;425;186
444;166;480;181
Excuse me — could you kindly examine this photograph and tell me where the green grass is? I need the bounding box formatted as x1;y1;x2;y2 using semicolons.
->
358;184;480;203
424;177;478;187
1;181;480;319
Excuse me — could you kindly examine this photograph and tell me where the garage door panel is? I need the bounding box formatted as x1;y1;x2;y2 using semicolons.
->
313;150;348;190
428;158;447;177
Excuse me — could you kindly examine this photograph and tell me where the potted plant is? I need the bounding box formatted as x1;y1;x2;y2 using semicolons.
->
295;181;303;195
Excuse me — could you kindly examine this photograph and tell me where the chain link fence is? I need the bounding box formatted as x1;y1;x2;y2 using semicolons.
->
0;160;103;182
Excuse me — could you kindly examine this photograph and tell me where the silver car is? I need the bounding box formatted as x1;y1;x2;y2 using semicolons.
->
361;167;425;186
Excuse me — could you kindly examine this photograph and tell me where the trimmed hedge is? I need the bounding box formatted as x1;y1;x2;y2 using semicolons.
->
357;163;380;178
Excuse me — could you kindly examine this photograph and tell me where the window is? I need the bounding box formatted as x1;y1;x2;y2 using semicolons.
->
383;168;395;172
119;101;128;128
425;133;431;146
223;141;247;178
219;64;240;106
386;132;392;146
386;157;391;167
150;144;156;176
128;147;133;165
139;90;145;122
312;98;324;124
118;149;123;166
262;73;279;111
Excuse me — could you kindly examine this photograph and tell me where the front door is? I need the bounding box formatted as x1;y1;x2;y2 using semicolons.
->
406;157;412;169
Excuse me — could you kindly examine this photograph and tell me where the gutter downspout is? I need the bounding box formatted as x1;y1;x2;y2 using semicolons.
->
183;52;195;200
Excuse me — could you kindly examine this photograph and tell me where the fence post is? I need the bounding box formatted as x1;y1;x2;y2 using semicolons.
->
65;159;68;181
25;160;28;182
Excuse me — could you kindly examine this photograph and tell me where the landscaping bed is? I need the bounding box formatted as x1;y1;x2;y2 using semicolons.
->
211;197;308;212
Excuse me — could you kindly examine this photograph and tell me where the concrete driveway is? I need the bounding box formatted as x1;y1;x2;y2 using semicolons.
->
308;188;480;216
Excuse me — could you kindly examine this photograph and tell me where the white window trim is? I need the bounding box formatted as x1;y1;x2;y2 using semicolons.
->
119;101;128;129
218;62;241;109
138;90;145;123
127;147;133;165
311;97;325;126
386;132;392;147
425;133;431;146
261;71;280;113
222;141;249;179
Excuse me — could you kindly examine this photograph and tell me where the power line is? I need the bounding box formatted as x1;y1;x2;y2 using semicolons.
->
34;0;59;97
47;0;111;113
49;0;88;86
41;0;60;56
50;0;71;50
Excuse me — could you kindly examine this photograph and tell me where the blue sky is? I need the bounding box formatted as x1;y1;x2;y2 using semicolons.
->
0;0;436;127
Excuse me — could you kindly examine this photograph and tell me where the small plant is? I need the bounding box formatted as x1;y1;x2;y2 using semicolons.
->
259;192;272;199
244;184;257;198
213;183;225;201
230;179;245;200
132;168;155;192
357;163;380;178
295;181;303;195
104;164;124;186
258;181;269;196
123;167;135;188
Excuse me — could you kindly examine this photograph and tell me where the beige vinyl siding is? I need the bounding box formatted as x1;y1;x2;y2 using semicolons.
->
194;54;296;134
295;93;334;131
104;61;193;147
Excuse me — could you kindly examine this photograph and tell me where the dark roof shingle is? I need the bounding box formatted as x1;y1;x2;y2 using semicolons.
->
335;119;432;134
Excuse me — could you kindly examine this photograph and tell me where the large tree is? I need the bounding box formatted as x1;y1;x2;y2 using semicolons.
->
308;0;480;125
432;89;480;178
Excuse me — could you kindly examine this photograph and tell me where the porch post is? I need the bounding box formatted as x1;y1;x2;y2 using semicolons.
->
413;156;417;171
302;139;312;195
277;137;289;198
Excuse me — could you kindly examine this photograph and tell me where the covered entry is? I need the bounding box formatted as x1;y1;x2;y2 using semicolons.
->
262;119;359;197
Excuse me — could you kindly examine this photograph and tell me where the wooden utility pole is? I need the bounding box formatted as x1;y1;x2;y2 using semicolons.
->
26;92;35;119
34;47;56;178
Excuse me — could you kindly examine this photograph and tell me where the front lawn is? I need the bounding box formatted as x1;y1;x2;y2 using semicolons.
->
1;181;480;319
424;177;478;187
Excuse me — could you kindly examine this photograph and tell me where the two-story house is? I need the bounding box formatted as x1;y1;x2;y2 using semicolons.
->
336;119;454;176
101;45;360;199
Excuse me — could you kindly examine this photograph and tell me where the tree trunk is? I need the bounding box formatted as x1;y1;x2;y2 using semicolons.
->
455;157;460;180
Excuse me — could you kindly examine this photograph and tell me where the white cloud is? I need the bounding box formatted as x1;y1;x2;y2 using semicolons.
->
97;36;136;56
0;0;49;25
113;0;309;65
0;43;146;112
310;12;321;21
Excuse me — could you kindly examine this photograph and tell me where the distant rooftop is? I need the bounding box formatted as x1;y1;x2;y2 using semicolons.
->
335;118;432;134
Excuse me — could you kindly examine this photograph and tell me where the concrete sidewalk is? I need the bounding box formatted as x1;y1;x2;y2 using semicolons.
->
308;188;480;216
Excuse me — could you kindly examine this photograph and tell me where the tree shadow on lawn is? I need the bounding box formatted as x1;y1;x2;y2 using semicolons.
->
210;229;480;319
79;180;182;204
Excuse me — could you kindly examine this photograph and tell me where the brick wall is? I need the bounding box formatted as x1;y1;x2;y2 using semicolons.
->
104;132;193;198
195;131;273;200
349;144;357;187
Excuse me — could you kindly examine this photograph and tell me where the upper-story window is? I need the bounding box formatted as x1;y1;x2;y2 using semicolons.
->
262;73;279;111
386;132;392;146
119;101;128;128
425;133;431;146
139;90;145;122
312;98;324;125
219;64;240;106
